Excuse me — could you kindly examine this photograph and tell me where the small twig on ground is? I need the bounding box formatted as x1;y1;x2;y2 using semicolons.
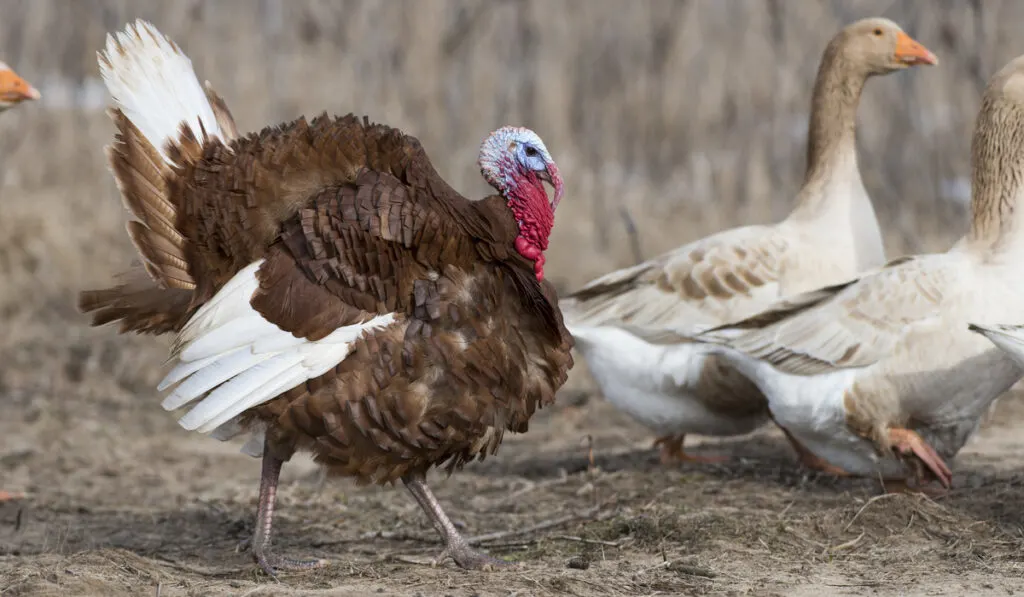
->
637;559;718;579
387;554;436;567
844;493;900;532
494;474;572;506
829;531;865;553
671;563;718;579
357;530;433;543
469;506;614;546
552;534;629;548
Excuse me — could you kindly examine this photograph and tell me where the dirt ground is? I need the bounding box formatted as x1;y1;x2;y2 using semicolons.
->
4;333;1024;597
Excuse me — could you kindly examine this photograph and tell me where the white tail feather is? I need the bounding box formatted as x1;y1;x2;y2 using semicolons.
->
99;19;224;165
160;258;398;435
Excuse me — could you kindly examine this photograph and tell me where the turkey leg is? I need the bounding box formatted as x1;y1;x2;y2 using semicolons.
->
402;472;509;570
251;450;329;577
653;434;728;465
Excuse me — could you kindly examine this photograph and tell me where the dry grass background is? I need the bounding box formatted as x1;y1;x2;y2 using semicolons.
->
5;1;1024;596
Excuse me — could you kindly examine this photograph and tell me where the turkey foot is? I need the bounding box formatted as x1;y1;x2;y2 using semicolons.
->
403;473;511;571
251;449;329;578
653;435;728;465
888;427;952;489
778;427;849;476
0;490;25;502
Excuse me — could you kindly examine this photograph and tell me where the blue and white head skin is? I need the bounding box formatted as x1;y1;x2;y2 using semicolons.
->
477;126;564;280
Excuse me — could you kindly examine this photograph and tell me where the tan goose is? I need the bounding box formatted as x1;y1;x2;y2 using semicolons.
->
690;53;1024;491
561;18;937;467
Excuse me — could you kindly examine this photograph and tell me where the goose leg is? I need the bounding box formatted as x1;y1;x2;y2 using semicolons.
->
767;410;849;476
402;472;509;570
251;451;329;577
778;427;850;476
653;434;728;465
0;490;24;502
888;427;953;489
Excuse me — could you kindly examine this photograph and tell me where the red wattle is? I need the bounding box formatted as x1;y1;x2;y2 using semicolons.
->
515;237;545;280
508;172;555;281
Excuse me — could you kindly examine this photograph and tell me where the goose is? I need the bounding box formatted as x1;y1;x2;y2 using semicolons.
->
561;18;937;467
687;53;1024;490
0;60;39;504
0;61;40;112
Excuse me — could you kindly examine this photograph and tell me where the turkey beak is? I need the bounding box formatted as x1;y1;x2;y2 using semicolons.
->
893;31;938;67
537;162;564;211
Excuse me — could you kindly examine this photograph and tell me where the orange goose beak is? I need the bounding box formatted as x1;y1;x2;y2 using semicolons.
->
894;31;938;67
0;66;41;108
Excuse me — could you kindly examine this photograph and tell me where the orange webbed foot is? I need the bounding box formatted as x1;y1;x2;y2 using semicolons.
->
653;435;729;465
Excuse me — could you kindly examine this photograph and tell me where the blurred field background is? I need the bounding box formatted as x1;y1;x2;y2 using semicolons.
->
5;1;1024;595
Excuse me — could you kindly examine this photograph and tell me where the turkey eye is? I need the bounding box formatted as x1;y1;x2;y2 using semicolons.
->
525;146;539;157
873;28;883;36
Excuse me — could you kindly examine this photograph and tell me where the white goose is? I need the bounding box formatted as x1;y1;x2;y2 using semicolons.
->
688;54;1024;490
562;18;937;467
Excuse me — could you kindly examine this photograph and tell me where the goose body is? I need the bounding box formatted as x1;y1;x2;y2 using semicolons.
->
695;56;1024;488
562;18;937;465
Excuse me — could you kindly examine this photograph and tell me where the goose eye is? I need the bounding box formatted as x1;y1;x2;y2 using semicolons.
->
873;28;883;36
524;146;539;158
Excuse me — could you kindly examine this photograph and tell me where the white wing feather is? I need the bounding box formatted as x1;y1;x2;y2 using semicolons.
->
160;258;397;435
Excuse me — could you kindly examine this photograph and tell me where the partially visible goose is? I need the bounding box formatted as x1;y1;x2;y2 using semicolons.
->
561;18;937;467
689;54;1024;490
0;61;38;504
0;61;40;112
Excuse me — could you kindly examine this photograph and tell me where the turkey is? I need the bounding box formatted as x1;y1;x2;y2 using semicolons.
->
79;20;573;574
0;60;39;504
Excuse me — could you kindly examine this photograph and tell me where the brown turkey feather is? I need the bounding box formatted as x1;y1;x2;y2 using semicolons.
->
106;109;194;291
203;81;238;141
